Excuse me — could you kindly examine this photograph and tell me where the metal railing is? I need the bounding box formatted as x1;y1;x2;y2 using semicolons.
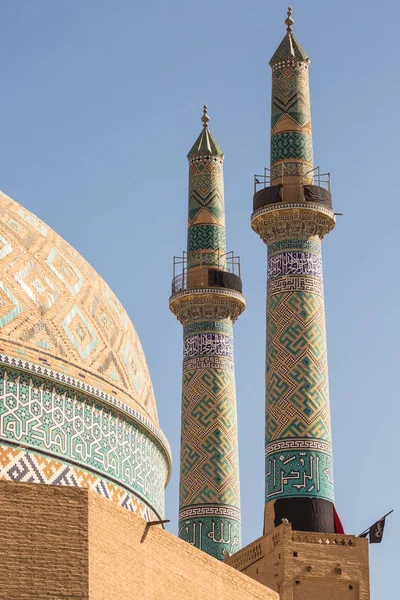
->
171;250;241;295
254;165;331;194
253;167;272;194
301;166;331;192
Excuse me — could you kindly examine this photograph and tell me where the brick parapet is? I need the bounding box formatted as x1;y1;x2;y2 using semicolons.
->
0;480;279;600
226;523;370;600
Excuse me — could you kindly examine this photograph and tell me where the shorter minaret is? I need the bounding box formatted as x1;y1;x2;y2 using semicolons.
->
169;107;245;560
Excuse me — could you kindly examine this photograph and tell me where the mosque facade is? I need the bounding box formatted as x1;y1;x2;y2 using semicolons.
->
0;8;371;600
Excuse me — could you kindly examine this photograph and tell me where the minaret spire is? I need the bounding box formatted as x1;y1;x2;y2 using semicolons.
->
170;108;245;559
201;104;209;128
285;6;294;32
252;10;337;534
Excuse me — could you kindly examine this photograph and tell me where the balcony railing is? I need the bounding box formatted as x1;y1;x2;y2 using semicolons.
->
254;165;331;195
171;250;241;295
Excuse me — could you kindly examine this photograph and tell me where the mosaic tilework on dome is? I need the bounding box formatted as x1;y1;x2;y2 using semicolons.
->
265;237;334;502
0;191;159;426
0;365;169;517
0;443;158;521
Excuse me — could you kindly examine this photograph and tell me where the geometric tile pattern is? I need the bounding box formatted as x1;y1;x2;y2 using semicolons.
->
271;63;311;128
0;365;168;517
179;322;240;560
0;191;160;425
14;259;60;313
265;239;333;502
0;353;170;455
0;443;158;521
266;291;330;441
180;364;239;505
0;282;23;328
270;51;313;183
270;131;313;164
189;189;224;222
187;224;226;253
62;304;99;360
187;142;226;277
46;247;84;297
188;156;225;225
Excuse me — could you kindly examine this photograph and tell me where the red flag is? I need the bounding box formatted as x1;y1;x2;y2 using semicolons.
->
333;505;344;534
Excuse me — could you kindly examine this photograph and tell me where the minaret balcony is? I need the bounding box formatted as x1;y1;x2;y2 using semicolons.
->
251;166;336;243
253;165;333;211
171;251;243;295
169;251;245;325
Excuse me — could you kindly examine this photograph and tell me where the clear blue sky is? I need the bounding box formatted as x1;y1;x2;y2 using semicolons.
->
0;1;398;596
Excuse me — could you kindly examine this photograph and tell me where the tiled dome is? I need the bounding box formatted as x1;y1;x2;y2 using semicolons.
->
0;191;170;519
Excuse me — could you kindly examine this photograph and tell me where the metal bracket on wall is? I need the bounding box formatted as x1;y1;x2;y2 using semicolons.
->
140;519;170;543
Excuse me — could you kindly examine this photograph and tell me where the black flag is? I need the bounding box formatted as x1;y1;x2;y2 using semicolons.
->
369;517;385;543
358;510;393;542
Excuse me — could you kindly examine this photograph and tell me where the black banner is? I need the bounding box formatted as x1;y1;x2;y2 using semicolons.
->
273;497;335;533
369;518;385;543
358;510;393;542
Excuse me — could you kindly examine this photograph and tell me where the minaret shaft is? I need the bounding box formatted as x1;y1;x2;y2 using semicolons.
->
170;108;245;559
179;317;241;557
252;14;336;533
265;235;334;529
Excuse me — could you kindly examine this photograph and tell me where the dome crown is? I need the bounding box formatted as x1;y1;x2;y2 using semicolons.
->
0;191;159;426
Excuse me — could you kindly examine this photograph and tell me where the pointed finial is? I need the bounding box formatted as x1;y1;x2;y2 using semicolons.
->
285;6;294;33
201;104;210;129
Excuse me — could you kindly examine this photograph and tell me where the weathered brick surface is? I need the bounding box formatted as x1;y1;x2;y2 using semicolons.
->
0;481;89;599
227;523;370;600
0;481;278;600
88;491;277;600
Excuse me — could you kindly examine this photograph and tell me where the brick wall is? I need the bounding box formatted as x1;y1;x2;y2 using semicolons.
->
227;522;370;600
88;490;277;600
0;481;278;600
0;481;89;599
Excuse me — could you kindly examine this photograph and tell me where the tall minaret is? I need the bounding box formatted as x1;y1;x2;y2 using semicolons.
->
251;8;337;533
169;106;245;559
